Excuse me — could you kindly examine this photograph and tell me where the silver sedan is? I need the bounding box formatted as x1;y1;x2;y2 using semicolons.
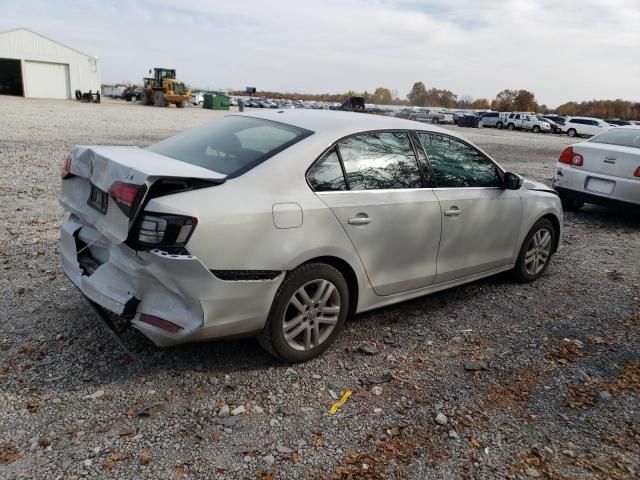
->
59;110;563;362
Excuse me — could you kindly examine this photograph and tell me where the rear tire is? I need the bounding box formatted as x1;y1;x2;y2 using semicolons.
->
176;101;186;108
512;218;556;283
257;263;349;363
496;121;503;129
532;125;540;133
567;128;577;137
508;123;515;130
559;192;583;211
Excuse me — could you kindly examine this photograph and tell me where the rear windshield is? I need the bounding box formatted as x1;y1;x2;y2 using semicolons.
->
147;116;313;177
589;128;640;149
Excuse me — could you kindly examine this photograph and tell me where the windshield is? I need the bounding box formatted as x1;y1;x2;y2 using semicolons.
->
589;128;640;149
147;116;313;177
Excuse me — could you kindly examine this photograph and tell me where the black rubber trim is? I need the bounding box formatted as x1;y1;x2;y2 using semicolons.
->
211;270;284;281
555;187;639;210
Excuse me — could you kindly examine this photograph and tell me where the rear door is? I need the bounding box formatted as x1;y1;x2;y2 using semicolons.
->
309;131;442;296
417;133;522;283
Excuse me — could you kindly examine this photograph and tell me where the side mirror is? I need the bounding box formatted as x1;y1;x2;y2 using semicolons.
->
503;172;523;190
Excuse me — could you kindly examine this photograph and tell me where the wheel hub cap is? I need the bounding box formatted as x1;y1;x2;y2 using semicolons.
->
282;279;341;352
524;228;552;275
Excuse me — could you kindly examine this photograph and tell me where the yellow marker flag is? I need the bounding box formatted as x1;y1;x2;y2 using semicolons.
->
329;390;352;415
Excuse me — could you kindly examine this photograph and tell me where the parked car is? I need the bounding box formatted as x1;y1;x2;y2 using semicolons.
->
543;115;566;126
122;86;140;102
538;116;563;134
552;126;640;210
606;119;634;127
562;117;612;137
522;115;551;133
59;110;562;362
505;113;550;132
455;113;482;127
480;112;501;128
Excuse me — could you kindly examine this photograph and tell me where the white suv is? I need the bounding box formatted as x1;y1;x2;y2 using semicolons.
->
562;117;612;138
505;113;551;133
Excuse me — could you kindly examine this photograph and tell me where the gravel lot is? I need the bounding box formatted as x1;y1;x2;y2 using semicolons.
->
1;96;639;479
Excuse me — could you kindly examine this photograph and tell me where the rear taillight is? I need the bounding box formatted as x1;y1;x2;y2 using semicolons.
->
138;314;182;333
61;155;71;179
558;147;583;167
108;182;144;216
137;213;197;249
634;166;640;177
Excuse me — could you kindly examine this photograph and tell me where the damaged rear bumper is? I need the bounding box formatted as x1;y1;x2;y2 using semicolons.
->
60;214;284;347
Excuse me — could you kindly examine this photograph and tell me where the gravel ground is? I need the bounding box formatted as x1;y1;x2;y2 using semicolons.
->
1;96;639;479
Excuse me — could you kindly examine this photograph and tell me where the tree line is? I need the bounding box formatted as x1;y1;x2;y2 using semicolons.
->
230;83;639;119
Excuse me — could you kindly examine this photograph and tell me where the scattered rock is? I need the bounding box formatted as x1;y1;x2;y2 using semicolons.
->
448;430;459;440
463;360;488;371
371;386;383;396
16;286;26;295
598;390;612;401
435;413;448;425
362;373;393;385
276;444;294;454
139;452;151;465
525;467;541;477
219;416;241;428
263;454;275;466
218;405;230;417
83;389;104;400
252;405;264;414
358;344;379;355
231;405;245;416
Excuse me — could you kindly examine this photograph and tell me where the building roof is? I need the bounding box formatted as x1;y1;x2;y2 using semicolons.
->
0;28;97;59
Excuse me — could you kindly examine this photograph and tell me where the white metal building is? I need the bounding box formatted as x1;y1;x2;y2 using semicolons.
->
0;28;100;99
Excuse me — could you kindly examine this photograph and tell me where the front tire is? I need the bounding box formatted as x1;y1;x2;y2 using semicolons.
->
508;123;515;130
513;218;556;283
258;263;349;362
567;128;577;137
496;121;503;129
532;125;540;133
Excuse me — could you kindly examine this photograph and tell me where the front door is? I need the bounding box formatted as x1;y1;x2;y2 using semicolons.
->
417;132;522;284
307;132;442;296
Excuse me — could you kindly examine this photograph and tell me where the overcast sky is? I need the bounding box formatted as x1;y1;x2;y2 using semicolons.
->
1;0;638;107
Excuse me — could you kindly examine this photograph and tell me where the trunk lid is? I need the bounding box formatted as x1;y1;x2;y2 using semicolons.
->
60;146;225;243
573;142;640;179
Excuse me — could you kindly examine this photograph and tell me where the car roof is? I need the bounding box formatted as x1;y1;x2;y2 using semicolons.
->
233;109;453;138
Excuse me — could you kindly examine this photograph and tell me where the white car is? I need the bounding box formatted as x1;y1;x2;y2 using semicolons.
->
552;126;640;210
562;116;612;137
59;110;563;362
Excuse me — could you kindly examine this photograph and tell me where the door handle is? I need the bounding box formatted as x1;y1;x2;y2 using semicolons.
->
348;215;371;225
444;206;461;217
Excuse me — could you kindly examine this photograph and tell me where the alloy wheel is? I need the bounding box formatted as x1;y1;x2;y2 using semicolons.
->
282;279;341;351
524;228;552;275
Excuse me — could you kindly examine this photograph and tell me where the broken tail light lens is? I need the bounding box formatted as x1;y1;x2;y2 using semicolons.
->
61;155;72;178
137;213;197;249
634;166;640;178
108;182;145;216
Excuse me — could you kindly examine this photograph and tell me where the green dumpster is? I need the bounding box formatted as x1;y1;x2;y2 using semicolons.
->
203;92;230;110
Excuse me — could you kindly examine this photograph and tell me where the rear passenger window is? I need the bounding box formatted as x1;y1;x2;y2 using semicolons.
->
337;132;422;190
307;149;346;191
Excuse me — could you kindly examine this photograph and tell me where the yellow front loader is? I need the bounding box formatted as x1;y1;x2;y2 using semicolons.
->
141;68;191;108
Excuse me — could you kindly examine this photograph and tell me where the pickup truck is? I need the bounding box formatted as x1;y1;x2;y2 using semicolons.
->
396;108;453;124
